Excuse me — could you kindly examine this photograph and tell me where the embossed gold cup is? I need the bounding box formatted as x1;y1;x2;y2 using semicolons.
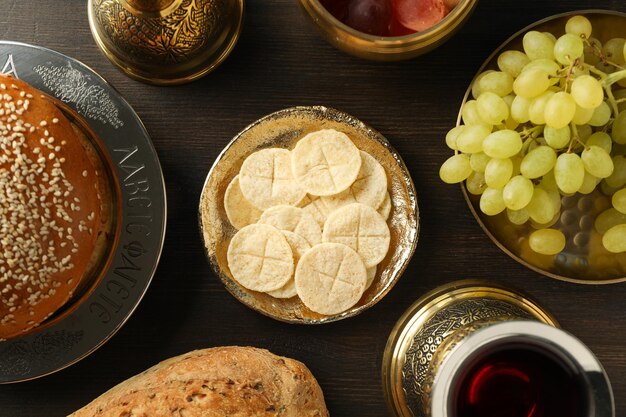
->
382;281;614;417
88;0;244;85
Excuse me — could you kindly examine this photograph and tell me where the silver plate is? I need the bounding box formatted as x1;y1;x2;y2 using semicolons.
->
0;41;167;383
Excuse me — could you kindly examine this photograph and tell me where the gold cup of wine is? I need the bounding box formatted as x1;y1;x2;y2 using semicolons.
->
382;281;614;417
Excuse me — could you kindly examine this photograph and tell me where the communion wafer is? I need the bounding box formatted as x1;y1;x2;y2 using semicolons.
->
266;231;311;299
224;175;263;229
322;203;390;268
377;191;392;220
227;224;294;292
295;243;367;315
239;148;306;210
291;129;362;196
365;266;377;290
322;151;387;212
259;205;322;246
297;194;330;227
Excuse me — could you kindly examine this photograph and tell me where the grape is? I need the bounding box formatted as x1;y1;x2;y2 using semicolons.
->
476;92;509;125
439;154;472;184
457;125;491;154
601;180;621;196
528;91;555;125
520;146;556;179
480;187;506;216
507;208;530;225
565;15;592;38
471;70;494;99
477;71;514;97
544;125;570;149
522;59;560;77
470;152;490;173
586;132;612;154
596;60;615;75
576;124;593;141
539;169;558;191
613;188;626;214
511;95;531;123
526;187;556;224
462;100;489;127
578;171;600;194
542;32;557;43
603;37;626;65
612;111;626;144
581;145;614;178
485;158;513;188
497;50;530;78
588;101;611;127
483;130;522;159
584;37;603;66
571;105;594;125
466;171;487;195
603;224;626;253
445;125;465;150
529;229;566;255
595;208;626;234
554;33;584;65
523;31;555;60
511;155;522;177
503;175;534;210
555;153;585;193
345;0;392;35
544;92;576;128
606;155;626;188
570;75;604;109
392;0;447;32
513;68;550;98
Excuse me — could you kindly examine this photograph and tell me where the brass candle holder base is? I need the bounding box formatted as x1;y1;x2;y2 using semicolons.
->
88;0;244;85
382;280;614;417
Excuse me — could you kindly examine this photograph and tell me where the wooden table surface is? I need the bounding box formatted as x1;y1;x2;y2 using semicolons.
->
1;0;625;416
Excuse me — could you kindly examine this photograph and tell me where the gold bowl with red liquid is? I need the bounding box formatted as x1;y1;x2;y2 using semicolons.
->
298;0;477;61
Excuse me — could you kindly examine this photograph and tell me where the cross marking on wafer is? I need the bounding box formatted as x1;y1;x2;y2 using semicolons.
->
312;257;359;292
235;236;291;272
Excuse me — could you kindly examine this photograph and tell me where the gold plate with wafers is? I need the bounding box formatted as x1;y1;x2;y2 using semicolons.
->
459;11;626;284
199;106;419;324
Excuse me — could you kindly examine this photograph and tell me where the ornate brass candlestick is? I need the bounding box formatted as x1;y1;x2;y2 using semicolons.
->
88;0;244;85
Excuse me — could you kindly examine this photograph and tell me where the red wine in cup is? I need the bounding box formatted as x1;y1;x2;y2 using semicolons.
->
454;346;587;417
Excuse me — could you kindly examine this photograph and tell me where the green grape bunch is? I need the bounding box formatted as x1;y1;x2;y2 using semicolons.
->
440;15;626;255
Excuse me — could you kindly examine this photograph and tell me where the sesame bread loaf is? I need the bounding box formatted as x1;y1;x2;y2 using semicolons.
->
69;346;330;417
0;74;112;339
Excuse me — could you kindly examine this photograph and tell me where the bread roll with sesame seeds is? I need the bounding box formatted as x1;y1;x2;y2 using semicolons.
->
0;74;112;340
69;347;330;417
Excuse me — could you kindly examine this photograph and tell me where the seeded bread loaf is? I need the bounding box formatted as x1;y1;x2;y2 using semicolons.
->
0;74;112;339
69;346;330;417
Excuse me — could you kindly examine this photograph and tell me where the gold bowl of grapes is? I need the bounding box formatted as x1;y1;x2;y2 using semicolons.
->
298;0;478;61
440;10;626;284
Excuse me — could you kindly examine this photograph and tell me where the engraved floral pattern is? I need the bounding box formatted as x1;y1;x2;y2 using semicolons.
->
0;331;84;377
401;298;532;416
33;64;124;128
93;0;224;63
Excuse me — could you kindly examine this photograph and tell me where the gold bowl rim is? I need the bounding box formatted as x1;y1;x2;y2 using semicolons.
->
457;9;626;285
300;0;477;44
198;105;420;324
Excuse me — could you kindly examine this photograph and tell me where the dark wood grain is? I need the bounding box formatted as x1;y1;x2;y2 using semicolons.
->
1;1;625;416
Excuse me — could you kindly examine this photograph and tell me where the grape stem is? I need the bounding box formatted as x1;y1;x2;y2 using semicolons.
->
583;38;626;71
